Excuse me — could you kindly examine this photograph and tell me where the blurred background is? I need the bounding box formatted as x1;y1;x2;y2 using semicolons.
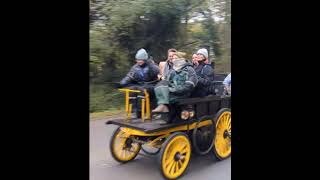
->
90;0;230;115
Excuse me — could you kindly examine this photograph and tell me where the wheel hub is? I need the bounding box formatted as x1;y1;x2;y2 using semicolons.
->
124;138;133;149
174;152;181;161
223;130;230;139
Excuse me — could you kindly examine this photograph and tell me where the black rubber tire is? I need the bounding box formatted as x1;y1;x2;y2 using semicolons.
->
192;115;216;155
212;108;231;160
158;132;191;180
109;127;141;163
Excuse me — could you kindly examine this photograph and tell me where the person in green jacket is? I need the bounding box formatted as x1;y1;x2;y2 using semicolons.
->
152;52;198;113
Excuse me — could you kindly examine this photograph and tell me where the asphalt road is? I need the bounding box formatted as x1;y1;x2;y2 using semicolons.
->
90;118;231;180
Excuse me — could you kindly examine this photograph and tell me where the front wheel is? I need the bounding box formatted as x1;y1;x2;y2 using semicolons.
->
110;127;141;163
158;132;191;180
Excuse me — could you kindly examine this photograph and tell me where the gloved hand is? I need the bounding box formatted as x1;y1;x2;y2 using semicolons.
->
114;82;123;89
169;87;176;92
226;87;231;95
137;81;145;85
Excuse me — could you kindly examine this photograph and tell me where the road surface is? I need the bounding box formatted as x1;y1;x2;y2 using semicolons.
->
90;118;231;180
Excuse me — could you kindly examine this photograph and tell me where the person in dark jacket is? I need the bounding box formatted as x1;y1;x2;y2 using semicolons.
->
120;49;159;87
152;52;198;115
119;48;160;118
191;48;215;97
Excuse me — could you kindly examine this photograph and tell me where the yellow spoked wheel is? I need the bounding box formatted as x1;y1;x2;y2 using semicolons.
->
214;108;231;160
159;132;191;180
110;127;141;163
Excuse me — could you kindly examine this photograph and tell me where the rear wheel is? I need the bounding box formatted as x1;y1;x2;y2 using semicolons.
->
192;116;215;155
110;127;141;163
158;132;191;180
213;108;231;160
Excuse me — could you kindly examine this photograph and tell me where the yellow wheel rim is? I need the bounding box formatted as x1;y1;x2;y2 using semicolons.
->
112;128;141;162
162;135;191;179
214;111;231;159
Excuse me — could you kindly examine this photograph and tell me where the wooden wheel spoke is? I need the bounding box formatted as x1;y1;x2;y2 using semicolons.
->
175;162;179;173
120;150;124;158
124;149;128;158
178;160;183;168
179;145;187;154
169;161;176;175
165;159;173;169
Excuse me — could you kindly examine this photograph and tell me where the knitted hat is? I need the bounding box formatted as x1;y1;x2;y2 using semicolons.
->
197;48;208;59
135;48;148;60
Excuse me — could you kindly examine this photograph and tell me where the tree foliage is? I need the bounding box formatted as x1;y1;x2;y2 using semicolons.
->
90;0;231;112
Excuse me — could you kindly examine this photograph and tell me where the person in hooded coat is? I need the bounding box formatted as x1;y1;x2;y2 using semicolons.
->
152;52;198;116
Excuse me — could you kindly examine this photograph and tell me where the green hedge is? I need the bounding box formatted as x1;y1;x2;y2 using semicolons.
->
90;84;124;113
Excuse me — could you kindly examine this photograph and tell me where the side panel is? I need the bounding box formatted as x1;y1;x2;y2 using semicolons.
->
209;100;221;115
221;96;231;109
196;102;209;118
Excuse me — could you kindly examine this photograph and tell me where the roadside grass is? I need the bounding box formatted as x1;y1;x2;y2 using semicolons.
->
90;108;125;121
